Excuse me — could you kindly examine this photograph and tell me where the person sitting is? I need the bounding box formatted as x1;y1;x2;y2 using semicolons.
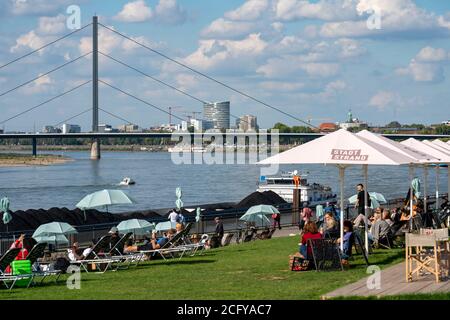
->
175;223;184;234
337;220;354;265
371;210;394;248
299;221;322;260
68;242;85;261
320;212;339;239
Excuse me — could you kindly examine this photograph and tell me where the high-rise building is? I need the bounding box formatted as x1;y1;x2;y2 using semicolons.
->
203;101;230;130
42;125;58;133
238;115;258;131
62;124;81;134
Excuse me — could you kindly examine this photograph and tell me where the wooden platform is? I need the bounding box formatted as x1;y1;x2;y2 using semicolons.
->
323;262;450;299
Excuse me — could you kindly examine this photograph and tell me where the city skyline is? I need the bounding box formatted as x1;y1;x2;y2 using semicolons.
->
1;1;450;132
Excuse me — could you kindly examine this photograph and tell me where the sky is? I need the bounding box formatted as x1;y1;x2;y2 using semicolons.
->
1;0;450;132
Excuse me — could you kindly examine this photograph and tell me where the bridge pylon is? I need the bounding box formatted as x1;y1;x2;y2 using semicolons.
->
91;15;100;160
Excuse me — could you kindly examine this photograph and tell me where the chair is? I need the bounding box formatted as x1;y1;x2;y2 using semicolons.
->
405;232;448;283
27;243;62;284
221;233;234;246
267;228;276;239
353;231;370;266
139;231;188;260
308;238;344;271
104;232;140;269
70;235;116;273
0;248;34;290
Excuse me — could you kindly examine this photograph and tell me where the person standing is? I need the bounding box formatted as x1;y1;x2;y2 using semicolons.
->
272;212;282;230
168;209;179;224
353;184;372;227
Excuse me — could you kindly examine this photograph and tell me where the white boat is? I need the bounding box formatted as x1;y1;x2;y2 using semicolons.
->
257;170;336;205
168;146;206;153
119;177;135;186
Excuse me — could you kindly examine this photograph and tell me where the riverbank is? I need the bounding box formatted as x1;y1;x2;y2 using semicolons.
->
0;144;294;152
0;153;72;167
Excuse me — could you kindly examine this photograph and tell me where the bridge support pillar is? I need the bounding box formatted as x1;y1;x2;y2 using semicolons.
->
90;138;101;160
32;137;37;157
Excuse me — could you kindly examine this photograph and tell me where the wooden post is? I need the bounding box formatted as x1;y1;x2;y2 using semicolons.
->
292;189;299;225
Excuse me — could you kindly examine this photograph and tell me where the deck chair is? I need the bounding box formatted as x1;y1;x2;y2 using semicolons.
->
353;231;370;266
308;238;344;271
255;229;270;240
267;228;276;239
405;232;447;283
70;235;115;273
104;232;141;269
27;243;62;284
179;234;209;257
181;223;193;245
0;248;34;290
221;233;234;246
139;231;188;260
412;215;424;231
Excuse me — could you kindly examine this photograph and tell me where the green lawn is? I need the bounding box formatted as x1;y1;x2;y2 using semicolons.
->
0;236;405;300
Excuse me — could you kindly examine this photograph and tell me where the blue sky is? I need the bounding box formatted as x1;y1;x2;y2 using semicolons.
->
1;0;450;132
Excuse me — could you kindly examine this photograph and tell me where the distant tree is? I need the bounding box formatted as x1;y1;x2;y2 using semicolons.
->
386;121;401;128
435;125;450;135
291;126;313;133
273;122;291;133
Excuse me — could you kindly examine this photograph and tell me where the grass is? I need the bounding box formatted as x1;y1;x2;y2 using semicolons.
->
0;236;405;300
334;293;450;300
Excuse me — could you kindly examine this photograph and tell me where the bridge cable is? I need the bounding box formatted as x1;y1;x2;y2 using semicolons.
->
98;52;254;128
0;80;91;124
99;107;140;127
53;107;93;128
98;23;318;130
98;79;186;122
0;52;92;98
0;23;92;70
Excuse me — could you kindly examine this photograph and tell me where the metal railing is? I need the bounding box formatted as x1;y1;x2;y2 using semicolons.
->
1;194;447;253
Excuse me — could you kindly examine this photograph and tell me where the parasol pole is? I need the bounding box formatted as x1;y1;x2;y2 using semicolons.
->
338;165;346;251
363;164;369;253
423;165;428;213
435;165;440;211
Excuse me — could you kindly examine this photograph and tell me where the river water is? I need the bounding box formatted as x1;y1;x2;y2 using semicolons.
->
0;151;448;212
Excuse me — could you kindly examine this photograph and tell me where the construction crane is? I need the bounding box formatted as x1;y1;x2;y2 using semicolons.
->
182;111;202;122
168;106;185;125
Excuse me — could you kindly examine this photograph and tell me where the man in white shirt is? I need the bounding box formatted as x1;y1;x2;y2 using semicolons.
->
168;209;178;223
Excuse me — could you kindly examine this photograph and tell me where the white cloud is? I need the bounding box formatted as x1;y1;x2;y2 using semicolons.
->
257;57;340;78
369;90;403;110
260;81;305;92
274;0;358;22
21;74;53;95
396;46;449;82
79;26;154;56
181;33;268;72
319;0;450;38
8;0;75;16
201;18;257;39
415;46;448;62
114;0;186;24
114;0;153;22
10;30;50;54
154;0;187;25
37;14;67;35
225;0;269;21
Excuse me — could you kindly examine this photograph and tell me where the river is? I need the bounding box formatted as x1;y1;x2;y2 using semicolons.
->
0;151;447;212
